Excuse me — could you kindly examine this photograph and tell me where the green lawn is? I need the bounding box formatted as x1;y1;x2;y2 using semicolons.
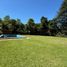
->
0;36;67;67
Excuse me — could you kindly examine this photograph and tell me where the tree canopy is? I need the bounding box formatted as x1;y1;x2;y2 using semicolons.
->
0;0;67;36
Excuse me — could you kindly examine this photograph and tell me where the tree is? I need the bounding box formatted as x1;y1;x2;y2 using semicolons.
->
35;23;41;34
3;16;10;24
27;18;37;34
1;16;25;34
2;16;12;34
55;0;67;35
58;0;67;17
0;18;3;34
48;19;58;36
16;19;25;34
40;16;49;35
41;16;48;27
10;19;17;34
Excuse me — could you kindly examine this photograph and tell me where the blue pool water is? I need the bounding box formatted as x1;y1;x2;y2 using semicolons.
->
16;35;26;38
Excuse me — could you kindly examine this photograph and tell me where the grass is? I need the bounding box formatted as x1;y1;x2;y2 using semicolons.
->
0;36;67;67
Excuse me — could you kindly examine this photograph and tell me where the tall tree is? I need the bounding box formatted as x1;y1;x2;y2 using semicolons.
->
16;19;25;34
27;18;36;34
40;16;49;35
56;0;67;35
58;0;67;17
2;16;12;34
48;19;58;36
10;19;17;34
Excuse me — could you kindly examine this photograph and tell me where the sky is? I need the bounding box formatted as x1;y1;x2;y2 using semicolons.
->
0;0;63;23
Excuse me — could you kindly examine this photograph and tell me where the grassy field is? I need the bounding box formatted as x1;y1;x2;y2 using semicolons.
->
0;36;67;67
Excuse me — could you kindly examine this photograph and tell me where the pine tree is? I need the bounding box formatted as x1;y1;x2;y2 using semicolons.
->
56;0;67;35
58;0;67;17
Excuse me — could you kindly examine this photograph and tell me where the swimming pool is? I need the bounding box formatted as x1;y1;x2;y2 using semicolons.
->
0;34;26;38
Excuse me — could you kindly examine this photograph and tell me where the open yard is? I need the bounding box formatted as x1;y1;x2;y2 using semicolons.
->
0;36;67;67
